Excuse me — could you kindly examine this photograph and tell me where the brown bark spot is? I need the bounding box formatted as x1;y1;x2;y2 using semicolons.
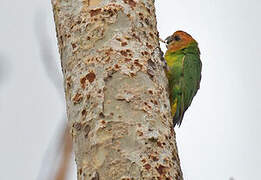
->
105;57;111;62
81;109;87;116
99;112;105;118
71;43;77;49
80;77;87;89
114;64;120;69
66;76;72;88
137;130;143;136
72;93;83;104
60;35;63;44
134;59;143;69
86;94;90;100
170;126;174;136
73;122;82;131
155;165;167;175
145;18;150;25
146;42;153;49
143;51;149;55
144;102;151;109
148;137;157;142
149;32;154;38
130;72;135;77
120;50;128;56
84;125;91;138
86;72;96;83
144;164;151;170
91;172;99;180
79;168;82;175
123;0;136;9
132;33;140;41
105;48;113;56
146;7;151;13
163;157;168;163
157;141;163;148
103;9;115;17
125;58;131;62
150;155;159;161
147;69;154;78
90;8;101;17
121;42;128;46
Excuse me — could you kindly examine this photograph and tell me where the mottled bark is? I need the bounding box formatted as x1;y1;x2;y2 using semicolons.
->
52;0;183;179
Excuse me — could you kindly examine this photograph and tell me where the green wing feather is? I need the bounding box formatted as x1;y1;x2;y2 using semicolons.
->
166;43;201;127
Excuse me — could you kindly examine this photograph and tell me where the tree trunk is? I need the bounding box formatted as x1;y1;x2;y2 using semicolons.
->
52;0;183;179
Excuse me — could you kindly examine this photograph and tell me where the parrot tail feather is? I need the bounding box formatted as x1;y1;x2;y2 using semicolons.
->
173;94;185;127
173;114;183;127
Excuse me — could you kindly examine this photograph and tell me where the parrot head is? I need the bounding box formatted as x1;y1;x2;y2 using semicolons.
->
165;31;197;52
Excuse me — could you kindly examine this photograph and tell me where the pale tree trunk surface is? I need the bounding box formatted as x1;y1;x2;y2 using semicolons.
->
52;0;183;179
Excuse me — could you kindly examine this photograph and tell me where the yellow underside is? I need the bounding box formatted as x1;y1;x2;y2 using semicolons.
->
171;98;177;117
165;52;178;69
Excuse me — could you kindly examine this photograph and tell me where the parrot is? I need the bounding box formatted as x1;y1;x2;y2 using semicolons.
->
164;31;202;127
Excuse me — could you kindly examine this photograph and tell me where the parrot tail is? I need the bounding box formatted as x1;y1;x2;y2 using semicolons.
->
173;94;185;127
173;112;184;127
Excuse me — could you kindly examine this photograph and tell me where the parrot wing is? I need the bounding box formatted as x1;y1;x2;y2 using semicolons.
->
173;53;201;127
183;54;202;116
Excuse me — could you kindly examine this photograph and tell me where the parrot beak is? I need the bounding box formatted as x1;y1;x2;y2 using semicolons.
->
165;35;174;48
165;36;174;45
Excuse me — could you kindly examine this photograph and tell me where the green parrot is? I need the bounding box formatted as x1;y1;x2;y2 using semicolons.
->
164;31;202;127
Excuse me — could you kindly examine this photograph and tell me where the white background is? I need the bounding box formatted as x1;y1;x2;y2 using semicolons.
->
0;0;260;179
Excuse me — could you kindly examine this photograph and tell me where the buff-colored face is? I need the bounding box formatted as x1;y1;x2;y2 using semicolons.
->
165;31;196;52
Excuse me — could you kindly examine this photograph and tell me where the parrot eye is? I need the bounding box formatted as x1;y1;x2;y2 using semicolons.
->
174;35;181;41
165;35;181;45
